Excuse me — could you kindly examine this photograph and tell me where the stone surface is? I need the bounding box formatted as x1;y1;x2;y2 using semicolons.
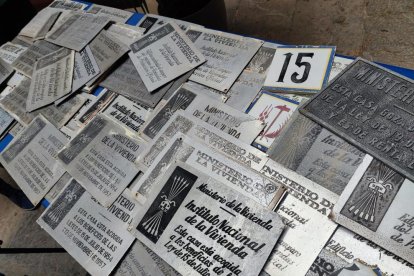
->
223;0;414;68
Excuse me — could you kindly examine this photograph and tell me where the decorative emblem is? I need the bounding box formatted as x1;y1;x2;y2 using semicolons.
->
48;188;80;223
141;174;190;237
148;92;191;136
258;104;291;141
273;116;318;168
348;163;396;222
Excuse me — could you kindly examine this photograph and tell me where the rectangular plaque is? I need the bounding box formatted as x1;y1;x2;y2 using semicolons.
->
264;46;336;94
264;195;337;276
268;111;365;195
332;155;414;264
138;110;268;172
37;179;135;276
129;22;205;92
0;115;68;205
247;92;299;151
113;240;180;276
141;85;264;143
102;95;150;133
225;43;277;111
100;58;173;108
45;13;110;51
187;27;263;92
134;132;284;208
57;115;145;207
306;226;414;276
300;58;414;182
130;162;285;276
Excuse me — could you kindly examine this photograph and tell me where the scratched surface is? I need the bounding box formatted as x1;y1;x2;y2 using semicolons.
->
301;59;414;182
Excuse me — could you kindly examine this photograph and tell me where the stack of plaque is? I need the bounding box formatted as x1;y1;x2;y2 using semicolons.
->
0;1;413;275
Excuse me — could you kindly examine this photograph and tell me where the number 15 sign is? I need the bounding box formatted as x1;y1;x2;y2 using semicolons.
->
264;46;336;94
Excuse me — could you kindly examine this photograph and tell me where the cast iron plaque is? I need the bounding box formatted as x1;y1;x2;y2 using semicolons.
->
300;58;414;182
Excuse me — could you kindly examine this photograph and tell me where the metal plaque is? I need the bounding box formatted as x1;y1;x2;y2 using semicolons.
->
0;57;13;86
301;58;414;182
141;86;264;143
137;14;203;33
225;43;277;111
68;46;100;95
333;155;414;264
329;56;353;81
306;226;414;276
102;95;150;132
130;162;285;276
264;195;337;276
0;115;68;205
0;42;27;64
247;92;299;152
129;22;205;92
37;179;135;276
87;4;133;23
260;159;337;216
57;115;145;207
268;111;365;195
86;30;129;86
114;240;180;276
137;110;267;172
0;77;86;127
134;132;284;208
45;13;110;51
27;47;75;111
100;58;173;108
187;27;263;92
12;40;61;77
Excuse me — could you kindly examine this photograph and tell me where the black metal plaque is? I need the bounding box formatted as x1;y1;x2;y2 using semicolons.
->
300;58;414;182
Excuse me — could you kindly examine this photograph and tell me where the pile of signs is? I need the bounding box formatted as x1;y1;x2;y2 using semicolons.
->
0;0;412;275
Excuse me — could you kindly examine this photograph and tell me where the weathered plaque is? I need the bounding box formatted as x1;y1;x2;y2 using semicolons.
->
268;111;365;195
102;95;150;132
87;4;133;23
45;13;110;51
0;42;27;64
48;0;87;11
0;57;13;86
332;155;414;264
69;46;100;94
100;58;173;108
134;133;284;208
0;115;67;205
187;27;263;92
57;115;145;207
0;77;86;127
225;43;277;111
86;30;129;86
137;14;202;33
247;92;299;151
114;240;180;276
129;22;205;92
0;107;14;136
27;47;75;111
300;58;414;182
37;179;135;276
264;195;337;276
130;162;285;276
329;56;353;81
306;226;414;276
260;159;337;216
141;86;264;143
